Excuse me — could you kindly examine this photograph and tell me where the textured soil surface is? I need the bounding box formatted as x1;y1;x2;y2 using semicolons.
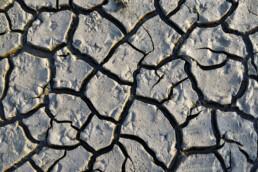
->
0;0;257;171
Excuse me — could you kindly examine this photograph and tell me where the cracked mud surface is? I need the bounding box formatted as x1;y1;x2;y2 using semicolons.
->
0;0;257;171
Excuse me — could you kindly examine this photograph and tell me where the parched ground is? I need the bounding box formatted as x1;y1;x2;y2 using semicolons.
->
0;0;257;171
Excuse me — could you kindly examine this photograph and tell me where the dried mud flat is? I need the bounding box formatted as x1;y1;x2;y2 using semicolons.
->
0;0;257;171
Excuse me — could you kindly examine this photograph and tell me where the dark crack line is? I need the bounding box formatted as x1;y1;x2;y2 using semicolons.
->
159;77;189;104
214;151;228;172
231;74;248;105
78;139;96;154
98;11;158;66
197;59;229;71
47;150;66;172
127;41;146;55
221;134;243;146
203;102;256;122
145;23;198;71
15;0;37;15
97;8;127;35
100;68;134;86
247;6;258;17
0;103;45;127
28;159;44;172
89;143;123;170
249;75;258;83
254;120;258;161
168;148;181;171
133;96;180;129
151;71;164;89
77;113;94;132
167;0;186;18
0;101;6;121
0;57;13;104
3;11;13;31
119;134;168;171
45;142;82;151
18;120;41;144
244;34;257;73
86;153;97;171
113;99;134;144
239;147;255;164
179;111;201;129
4;143;45;172
47;86;119;125
211;110;221;146
80;95;120;125
184;61;205;101
245;27;258;36
231;33;254;106
228;146;232;170
154;0;185;35
0;31;7;35
67;45;133;86
251;161;258;172
197;47;244;61
117;142;132;172
195;1;237;28
182;143;225;155
56;0;59;10
132;96;183;170
143;27;155;53
121;158;128;172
